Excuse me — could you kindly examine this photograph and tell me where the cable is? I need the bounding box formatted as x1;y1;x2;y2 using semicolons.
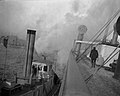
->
92;29;113;48
77;9;120;62
104;50;119;65
85;50;119;83
76;21;110;62
78;9;120;60
102;29;113;42
89;9;120;42
76;9;120;63
76;42;101;63
85;44;120;83
101;45;118;65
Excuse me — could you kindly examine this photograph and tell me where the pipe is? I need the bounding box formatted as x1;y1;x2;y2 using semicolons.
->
111;23;118;44
23;29;36;80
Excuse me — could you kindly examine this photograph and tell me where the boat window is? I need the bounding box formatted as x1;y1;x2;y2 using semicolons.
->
38;66;42;71
44;66;47;72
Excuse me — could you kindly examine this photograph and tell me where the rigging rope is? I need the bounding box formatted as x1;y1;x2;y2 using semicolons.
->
76;9;120;63
85;44;120;83
104;50;119;65
102;29;114;42
76;29;114;64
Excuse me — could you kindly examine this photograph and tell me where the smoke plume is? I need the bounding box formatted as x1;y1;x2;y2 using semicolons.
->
0;0;120;66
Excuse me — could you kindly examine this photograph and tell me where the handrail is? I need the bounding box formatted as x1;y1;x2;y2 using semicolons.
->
58;53;69;96
19;77;54;96
58;51;91;96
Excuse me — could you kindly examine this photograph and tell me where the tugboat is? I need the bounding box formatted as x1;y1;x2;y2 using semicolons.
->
0;29;61;96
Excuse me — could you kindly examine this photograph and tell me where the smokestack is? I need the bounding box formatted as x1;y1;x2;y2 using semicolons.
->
111;23;118;44
23;29;36;79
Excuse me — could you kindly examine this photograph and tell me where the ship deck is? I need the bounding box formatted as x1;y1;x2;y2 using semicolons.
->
59;52;120;96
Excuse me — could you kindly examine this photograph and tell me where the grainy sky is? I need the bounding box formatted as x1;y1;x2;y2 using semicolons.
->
1;0;120;64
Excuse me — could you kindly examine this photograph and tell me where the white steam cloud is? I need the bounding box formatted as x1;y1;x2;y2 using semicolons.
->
0;0;120;65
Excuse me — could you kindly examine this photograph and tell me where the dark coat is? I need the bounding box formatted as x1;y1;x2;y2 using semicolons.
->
90;49;98;59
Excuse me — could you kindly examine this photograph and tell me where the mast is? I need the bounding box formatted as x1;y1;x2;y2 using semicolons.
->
75;25;87;60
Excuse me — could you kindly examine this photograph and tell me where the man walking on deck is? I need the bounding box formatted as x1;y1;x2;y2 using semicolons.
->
90;47;98;68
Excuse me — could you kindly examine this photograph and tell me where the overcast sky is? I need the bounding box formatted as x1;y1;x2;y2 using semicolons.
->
1;0;120;64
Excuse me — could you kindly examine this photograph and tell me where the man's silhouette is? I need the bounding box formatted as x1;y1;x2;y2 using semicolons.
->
90;47;98;68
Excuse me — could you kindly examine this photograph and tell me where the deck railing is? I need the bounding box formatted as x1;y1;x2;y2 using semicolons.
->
58;52;91;96
20;77;54;96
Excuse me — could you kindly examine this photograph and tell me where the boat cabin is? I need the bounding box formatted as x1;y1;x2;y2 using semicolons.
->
32;61;53;79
